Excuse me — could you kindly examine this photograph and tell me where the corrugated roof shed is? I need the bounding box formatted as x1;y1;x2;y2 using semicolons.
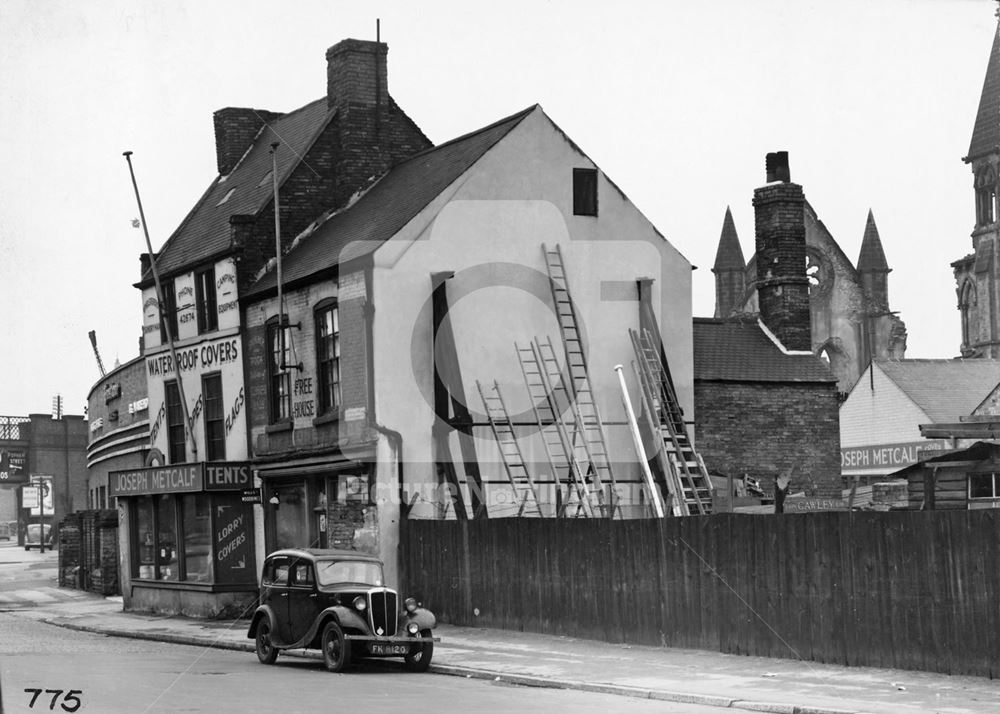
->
693;318;834;383
878;359;1000;423
246;106;535;296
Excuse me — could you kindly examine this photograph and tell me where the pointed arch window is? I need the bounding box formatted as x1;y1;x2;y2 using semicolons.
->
975;167;996;227
960;280;977;348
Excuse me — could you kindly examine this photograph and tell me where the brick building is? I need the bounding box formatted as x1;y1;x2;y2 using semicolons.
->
242;101;697;585
695;154;841;499
0;413;87;545
116;37;430;617
86;355;149;508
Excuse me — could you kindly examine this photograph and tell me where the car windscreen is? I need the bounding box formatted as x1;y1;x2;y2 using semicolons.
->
316;560;383;587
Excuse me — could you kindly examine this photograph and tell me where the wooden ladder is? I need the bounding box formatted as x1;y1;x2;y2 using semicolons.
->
476;379;544;517
516;340;596;517
630;328;712;515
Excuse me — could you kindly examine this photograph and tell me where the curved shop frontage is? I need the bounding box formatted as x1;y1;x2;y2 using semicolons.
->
110;461;257;618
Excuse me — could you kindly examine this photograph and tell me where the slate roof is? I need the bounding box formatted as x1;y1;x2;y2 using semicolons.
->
143;99;333;282
856;209;889;273
712;206;745;272
246;105;536;296
968;25;1000;162
693;318;835;383
878;359;1000;423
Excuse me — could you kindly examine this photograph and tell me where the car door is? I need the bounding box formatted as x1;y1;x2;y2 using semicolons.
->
286;559;321;643
262;556;293;643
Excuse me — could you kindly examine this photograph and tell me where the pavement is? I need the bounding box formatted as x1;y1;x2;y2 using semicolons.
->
2;543;998;713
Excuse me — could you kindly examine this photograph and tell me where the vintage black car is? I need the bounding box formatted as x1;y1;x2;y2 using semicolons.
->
247;548;437;672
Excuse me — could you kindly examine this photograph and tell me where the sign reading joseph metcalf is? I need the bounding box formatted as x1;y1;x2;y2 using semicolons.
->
109;462;254;497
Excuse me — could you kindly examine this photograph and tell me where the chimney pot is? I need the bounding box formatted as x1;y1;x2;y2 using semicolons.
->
326;39;388;113
765;151;791;183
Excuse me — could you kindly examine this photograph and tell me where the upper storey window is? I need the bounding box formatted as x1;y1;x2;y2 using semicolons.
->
196;267;218;334
159;279;178;343
975;166;997;227
573;168;598;216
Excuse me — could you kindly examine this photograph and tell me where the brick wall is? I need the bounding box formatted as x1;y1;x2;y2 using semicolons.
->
695;380;841;497
753;182;811;351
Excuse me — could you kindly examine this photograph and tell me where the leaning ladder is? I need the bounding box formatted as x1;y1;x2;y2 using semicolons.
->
534;336;617;518
476;380;544;517
630;328;713;515
516;340;595;517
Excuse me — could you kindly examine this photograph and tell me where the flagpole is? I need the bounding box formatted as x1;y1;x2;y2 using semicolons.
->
124;151;198;462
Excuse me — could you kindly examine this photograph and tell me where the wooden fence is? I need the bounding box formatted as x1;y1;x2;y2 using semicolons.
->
401;510;1000;677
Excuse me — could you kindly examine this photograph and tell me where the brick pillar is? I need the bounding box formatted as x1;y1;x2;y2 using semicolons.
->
753;154;811;351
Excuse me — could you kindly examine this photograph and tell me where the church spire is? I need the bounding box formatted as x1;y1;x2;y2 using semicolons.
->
712;206;747;318
857;209;890;310
967;18;1000;163
857;209;889;273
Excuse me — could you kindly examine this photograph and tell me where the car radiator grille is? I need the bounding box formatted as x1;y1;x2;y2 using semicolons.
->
368;589;398;636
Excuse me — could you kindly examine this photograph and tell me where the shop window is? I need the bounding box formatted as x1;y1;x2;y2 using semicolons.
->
133;492;250;583
195;267;218;334
156;495;179;581
165;381;186;463
203;373;225;460
316;303;341;416
136;497;155;579
267;320;292;423
159;279;178;343
182;493;212;582
573;168;598;216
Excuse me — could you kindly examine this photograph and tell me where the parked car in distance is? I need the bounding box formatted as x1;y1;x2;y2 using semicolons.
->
24;523;53;550
0;521;13;540
247;548;438;672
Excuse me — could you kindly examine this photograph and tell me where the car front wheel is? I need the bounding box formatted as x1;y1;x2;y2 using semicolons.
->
321;621;351;672
404;629;434;672
255;618;278;665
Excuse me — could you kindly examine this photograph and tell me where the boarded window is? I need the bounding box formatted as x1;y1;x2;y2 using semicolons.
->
573;168;598;216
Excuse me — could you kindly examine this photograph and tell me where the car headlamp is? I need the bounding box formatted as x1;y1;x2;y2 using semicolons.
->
353;596;367;611
407;621;419;635
404;597;418;613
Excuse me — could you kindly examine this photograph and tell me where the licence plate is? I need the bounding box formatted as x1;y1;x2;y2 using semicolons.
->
369;643;409;656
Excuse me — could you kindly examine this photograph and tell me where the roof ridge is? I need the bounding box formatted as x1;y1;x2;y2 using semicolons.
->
391;104;537;168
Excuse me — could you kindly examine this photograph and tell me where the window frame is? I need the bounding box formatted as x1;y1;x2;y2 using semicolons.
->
572;168;598;217
267;318;292;424
195;266;218;334
165;380;186;464
202;372;225;461
159;279;178;343
315;300;341;417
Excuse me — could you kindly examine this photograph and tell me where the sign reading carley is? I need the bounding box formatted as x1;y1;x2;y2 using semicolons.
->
109;461;252;497
840;441;945;472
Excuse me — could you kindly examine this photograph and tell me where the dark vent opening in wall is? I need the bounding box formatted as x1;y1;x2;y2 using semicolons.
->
573;168;598;216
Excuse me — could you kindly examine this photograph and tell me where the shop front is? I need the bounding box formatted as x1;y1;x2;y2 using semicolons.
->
109;461;257;618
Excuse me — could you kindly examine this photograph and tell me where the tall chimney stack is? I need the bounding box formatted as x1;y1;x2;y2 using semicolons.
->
213;107;283;176
326;39;388;113
753;152;811;351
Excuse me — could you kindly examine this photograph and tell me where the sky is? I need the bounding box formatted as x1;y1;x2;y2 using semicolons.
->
0;0;995;417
